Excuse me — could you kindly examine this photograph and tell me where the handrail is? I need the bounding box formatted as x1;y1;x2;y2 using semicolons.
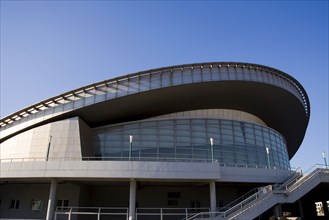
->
55;207;129;220
0;156;287;170
217;188;260;212
185;164;329;220
215;169;301;215
219;185;273;219
285;166;328;193
186;185;273;220
273;168;302;190
55;206;210;220
217;168;304;219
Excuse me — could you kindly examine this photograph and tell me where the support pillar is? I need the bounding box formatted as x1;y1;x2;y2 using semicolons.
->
273;204;282;218
129;179;136;220
298;199;304;218
46;179;57;220
209;181;217;215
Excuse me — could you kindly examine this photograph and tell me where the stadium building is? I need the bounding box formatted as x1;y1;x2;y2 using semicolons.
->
1;62;328;220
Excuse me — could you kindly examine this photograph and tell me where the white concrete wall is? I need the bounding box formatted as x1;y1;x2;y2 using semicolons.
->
78;118;93;158
1;160;292;183
0;161;221;180
1;117;84;161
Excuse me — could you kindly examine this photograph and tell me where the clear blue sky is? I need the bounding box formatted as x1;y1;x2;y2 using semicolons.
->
1;1;328;171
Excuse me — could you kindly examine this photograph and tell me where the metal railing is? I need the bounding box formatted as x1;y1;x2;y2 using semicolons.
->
273;167;302;191
136;208;210;220
185;185;273;220
217;185;273;219
285;164;329;194
54;207;210;220
54;207;129;220
185;164;329;220
0;156;286;170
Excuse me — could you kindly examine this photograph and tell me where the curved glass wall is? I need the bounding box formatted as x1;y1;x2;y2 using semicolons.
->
92;118;290;170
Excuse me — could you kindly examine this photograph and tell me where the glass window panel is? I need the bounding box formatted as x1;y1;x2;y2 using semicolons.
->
109;141;122;148
211;66;220;80
116;80;129;97
193;149;208;158
159;120;174;126
246;137;255;145
159;141;174;148
228;67;236;80
84;91;95;105
183;69;193;83
236;152;247;164
222;146;234;163
159;148;174;154
192;68;202;82
192;137;205;144
192;125;206;133
192;130;206;139
176;147;192;154
159;128;175;135
159;133;174;140
140;141;157;148
128;77;139;94
207;126;219;133
222;134;234;145
172;69;182;85
176;136;191;143
142;135;157;141
74;97;84;108
254;128;262;136
221;127;233;135
191;119;205;124
256;70;264;82
250;69;257;81
176;124;190;130
221;120;231;126
236;67;244;80
202;67;211;81
258;148;267;165
247;149;258;166
140;74;150;91
151;72;161;89
141;128;156;135
235;136;245;144
243;68;251;81
219;67;229;80
106;83;118;99
206;119;219;125
161;71;171;87
176;119;190;124
262;71;270;83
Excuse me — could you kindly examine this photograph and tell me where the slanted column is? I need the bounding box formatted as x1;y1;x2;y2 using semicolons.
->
209;181;217;214
46;179;57;220
129;179;137;220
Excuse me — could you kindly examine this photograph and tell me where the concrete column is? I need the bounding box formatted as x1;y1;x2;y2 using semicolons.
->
129;179;137;220
46;179;57;220
298;199;304;218
209;181;217;214
273;204;282;218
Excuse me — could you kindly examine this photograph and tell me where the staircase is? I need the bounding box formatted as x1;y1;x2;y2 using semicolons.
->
186;165;329;220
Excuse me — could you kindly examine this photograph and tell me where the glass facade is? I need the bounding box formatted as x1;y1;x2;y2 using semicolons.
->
92;117;290;170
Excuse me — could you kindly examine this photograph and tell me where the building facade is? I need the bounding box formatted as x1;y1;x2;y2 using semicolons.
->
0;62;314;219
